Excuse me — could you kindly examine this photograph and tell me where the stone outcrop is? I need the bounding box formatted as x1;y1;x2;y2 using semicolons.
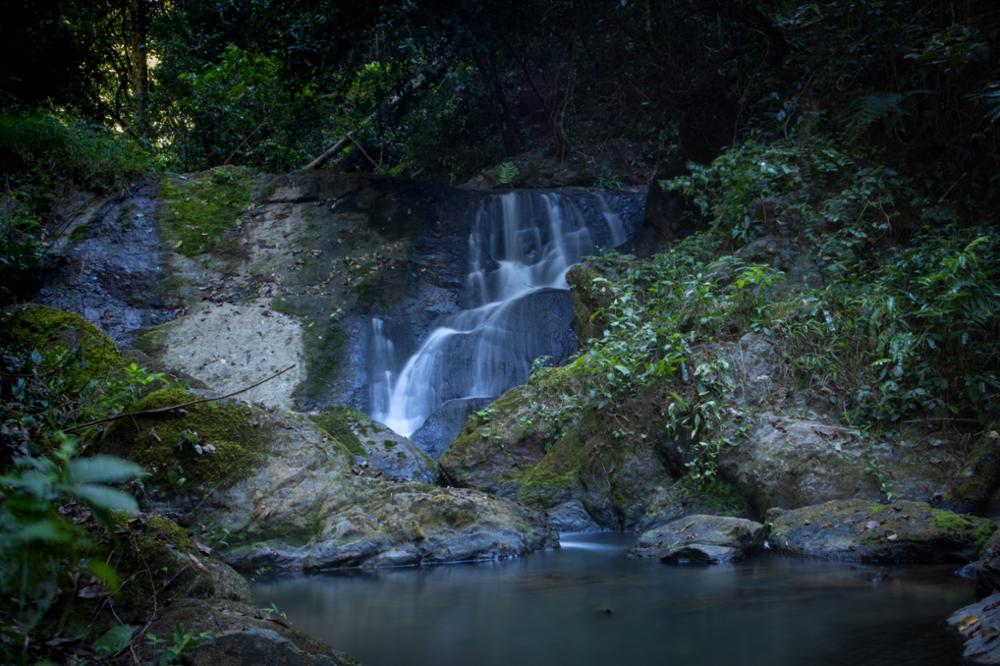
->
768;499;996;563
631;515;767;564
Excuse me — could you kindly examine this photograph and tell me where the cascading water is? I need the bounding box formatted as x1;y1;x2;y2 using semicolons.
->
368;189;636;451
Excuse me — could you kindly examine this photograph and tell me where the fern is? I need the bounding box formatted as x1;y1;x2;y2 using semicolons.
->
846;93;902;138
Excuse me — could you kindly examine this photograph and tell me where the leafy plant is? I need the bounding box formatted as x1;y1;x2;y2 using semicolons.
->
0;439;143;636
147;628;214;666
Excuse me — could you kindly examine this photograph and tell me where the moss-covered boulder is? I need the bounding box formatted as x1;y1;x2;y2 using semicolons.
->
768;499;996;563
222;482;554;573
311;407;438;483
120;407;554;574
631;515;767;564
566;260;620;342
101;388;271;494
1;304;124;380
440;367;749;531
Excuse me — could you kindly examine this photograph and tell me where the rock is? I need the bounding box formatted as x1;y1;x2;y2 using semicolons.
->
769;499;996;563
631;515;767;564
149;299;306;409
974;530;1000;598
37;181;175;343
717;411;975;514
221;483;554;573
440;367;744;532
636;477;753;533
312;407;438;483
546;500;602;532
566;260;622;342
947;593;1000;665
412;397;492;460
717;413;879;513
119;407;554;574
439;382;551;496
143;598;356;665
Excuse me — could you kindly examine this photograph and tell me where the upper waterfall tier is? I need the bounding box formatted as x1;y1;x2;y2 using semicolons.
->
368;188;640;451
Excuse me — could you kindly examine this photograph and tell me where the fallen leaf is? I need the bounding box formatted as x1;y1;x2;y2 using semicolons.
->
959;615;981;633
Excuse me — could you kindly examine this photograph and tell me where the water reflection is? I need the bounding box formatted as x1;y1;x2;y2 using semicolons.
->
254;533;969;666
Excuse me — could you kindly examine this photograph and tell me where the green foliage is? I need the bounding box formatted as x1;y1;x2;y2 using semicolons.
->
0;439;143;643
495;162;520;185
155;45;328;171
0;110;152;193
147;628;214;666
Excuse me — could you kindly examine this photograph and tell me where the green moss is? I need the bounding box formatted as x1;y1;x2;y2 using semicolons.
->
102;388;270;492
932;509;997;547
68;223;90;242
158;166;251;257
310;407;367;457
675;474;751;516
518;426;586;492
2;304;124;381
300;324;346;403
870;503;887;513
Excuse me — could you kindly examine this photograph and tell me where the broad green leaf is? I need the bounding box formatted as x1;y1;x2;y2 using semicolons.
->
88;559;121;593
14;519;68;543
93;624;137;656
69;455;144;484
65;484;139;515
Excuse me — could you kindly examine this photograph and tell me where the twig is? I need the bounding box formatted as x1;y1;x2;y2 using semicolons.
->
66;364;296;432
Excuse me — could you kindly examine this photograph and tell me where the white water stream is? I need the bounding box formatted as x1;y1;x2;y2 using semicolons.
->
370;190;629;438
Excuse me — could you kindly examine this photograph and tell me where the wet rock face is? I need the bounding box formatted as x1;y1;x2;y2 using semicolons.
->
768;499;996;563
948;593;1000;666
631;515;767;564
37;181;175;342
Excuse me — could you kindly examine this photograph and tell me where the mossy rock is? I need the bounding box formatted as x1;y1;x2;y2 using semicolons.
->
769;498;996;563
309;406;367;457
158;166;251;258
102;388;271;493
1;304;124;382
41;513;251;649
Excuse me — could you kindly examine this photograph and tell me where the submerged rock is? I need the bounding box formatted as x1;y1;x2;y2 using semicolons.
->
631;515;767;564
768;499;996;563
948;593;1000;665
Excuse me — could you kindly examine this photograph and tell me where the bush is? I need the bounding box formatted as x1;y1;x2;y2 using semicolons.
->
0;110;152;193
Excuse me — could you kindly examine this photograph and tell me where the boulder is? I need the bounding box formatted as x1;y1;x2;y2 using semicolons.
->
143;598;356;666
768;499;996;563
947;593;1000;665
311;407;438;483
631;515;767;564
717;411;980;514
974;530;1000;598
109;404;553;574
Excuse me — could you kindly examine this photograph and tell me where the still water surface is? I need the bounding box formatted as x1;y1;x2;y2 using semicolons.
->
253;533;971;666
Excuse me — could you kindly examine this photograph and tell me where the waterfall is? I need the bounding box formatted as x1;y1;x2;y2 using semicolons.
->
369;190;634;443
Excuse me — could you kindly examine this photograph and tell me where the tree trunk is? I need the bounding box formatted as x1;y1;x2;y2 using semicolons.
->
129;0;149;137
